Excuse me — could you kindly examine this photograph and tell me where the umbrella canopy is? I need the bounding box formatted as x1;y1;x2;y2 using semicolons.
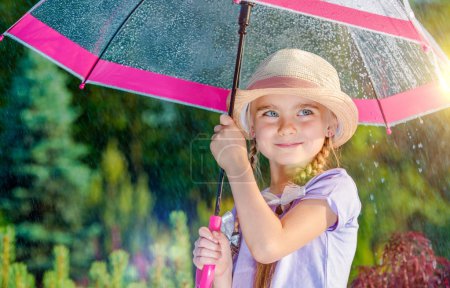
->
2;0;449;130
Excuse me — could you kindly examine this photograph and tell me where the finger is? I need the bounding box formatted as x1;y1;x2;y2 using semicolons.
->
198;227;217;243
193;255;219;269
196;237;221;252
220;114;233;125
193;247;222;259
214;125;222;133
212;231;230;247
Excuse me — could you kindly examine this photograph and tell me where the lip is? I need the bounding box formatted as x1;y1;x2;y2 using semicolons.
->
275;142;303;148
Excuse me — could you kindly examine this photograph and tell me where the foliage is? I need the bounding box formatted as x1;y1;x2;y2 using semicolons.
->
148;211;193;288
0;0;449;285
345;121;450;281
1;213;194;287
168;211;193;287
0;50;95;278
86;139;152;256
43;246;75;288
351;231;450;287
0;226;35;288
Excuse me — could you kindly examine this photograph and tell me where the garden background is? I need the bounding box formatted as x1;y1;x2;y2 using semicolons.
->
0;0;449;287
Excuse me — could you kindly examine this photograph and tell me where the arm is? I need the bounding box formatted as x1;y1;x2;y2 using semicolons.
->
213;263;232;288
227;162;337;264
210;114;337;264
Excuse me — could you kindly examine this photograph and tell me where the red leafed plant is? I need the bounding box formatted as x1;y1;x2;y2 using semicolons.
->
351;231;450;288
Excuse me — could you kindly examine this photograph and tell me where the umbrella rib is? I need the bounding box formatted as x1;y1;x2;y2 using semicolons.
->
80;0;146;88
348;30;392;134
370;79;392;134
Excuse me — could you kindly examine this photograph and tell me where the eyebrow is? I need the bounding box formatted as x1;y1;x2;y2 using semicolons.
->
255;103;320;113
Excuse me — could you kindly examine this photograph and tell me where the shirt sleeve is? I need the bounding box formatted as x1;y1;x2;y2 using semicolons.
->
298;169;361;231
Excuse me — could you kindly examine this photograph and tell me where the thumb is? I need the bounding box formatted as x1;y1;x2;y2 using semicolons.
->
220;114;233;125
213;231;229;247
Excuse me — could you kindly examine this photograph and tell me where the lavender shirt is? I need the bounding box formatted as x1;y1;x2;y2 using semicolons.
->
231;168;361;288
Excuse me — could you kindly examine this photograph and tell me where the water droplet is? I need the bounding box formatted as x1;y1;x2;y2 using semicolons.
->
416;159;420;165
369;194;374;200
412;144;416;150
381;178;385;183
373;161;379;168
418;168;423;173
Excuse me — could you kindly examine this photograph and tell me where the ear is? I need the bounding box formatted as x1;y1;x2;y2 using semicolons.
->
325;113;338;138
326;127;335;138
250;127;256;138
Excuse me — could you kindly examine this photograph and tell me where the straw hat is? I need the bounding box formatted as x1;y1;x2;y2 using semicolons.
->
230;49;358;148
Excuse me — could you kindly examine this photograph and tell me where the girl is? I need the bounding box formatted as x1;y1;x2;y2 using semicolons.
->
193;49;361;287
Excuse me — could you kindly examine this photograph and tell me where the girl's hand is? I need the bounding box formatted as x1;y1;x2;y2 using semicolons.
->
210;114;250;176
193;227;233;278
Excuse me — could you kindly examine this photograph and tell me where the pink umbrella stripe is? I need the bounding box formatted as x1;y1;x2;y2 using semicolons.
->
251;0;423;43
354;83;450;126
5;13;229;113
5;13;449;126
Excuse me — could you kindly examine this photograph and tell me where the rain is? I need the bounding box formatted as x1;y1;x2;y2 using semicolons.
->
0;0;449;287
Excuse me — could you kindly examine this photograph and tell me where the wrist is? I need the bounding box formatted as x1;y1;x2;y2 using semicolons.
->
225;159;252;181
225;161;254;183
213;265;232;288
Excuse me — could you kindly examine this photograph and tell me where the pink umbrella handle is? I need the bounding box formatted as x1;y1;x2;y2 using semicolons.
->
195;215;222;288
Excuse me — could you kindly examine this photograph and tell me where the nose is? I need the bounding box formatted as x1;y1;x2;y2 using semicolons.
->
278;118;297;136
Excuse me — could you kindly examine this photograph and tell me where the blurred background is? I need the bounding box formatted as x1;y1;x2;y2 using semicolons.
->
0;0;449;287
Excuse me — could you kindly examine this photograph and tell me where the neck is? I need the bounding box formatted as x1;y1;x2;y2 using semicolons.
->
268;161;292;195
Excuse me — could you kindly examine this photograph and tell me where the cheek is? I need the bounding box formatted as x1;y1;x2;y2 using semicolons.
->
301;120;327;137
253;121;271;138
307;138;326;155
254;125;273;154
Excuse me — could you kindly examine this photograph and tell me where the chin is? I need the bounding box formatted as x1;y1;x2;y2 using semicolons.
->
275;157;307;167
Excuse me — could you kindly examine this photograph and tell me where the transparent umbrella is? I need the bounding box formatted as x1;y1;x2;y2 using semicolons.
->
2;0;449;130
2;0;450;287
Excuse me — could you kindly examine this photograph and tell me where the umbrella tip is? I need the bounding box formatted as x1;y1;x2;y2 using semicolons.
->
79;82;86;90
0;34;4;42
386;127;392;135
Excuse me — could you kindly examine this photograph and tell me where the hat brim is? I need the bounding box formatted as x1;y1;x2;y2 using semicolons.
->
233;87;358;148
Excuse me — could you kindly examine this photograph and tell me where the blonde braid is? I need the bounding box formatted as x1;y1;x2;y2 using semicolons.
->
291;137;333;186
249;138;258;171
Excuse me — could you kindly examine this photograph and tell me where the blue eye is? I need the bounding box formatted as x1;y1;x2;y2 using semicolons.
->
263;110;278;117
299;109;313;116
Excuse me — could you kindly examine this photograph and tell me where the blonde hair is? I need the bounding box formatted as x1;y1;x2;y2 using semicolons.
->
246;137;338;287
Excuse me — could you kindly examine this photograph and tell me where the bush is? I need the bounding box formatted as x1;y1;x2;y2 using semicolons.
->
351;231;450;287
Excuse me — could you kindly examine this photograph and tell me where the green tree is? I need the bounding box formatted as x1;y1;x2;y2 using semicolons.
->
148;210;193;287
87;140;152;256
0;226;35;288
43;246;75;288
0;51;93;279
346;121;450;279
168;211;193;287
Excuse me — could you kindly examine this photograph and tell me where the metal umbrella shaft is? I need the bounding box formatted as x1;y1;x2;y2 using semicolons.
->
214;1;254;217
195;2;254;288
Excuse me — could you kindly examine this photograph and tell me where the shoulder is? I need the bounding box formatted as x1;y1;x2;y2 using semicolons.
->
305;168;357;195
299;168;361;216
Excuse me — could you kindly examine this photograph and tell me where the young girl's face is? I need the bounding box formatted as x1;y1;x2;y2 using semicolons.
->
249;94;332;168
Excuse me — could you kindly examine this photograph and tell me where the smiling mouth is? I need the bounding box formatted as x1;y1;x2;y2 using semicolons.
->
275;142;303;148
